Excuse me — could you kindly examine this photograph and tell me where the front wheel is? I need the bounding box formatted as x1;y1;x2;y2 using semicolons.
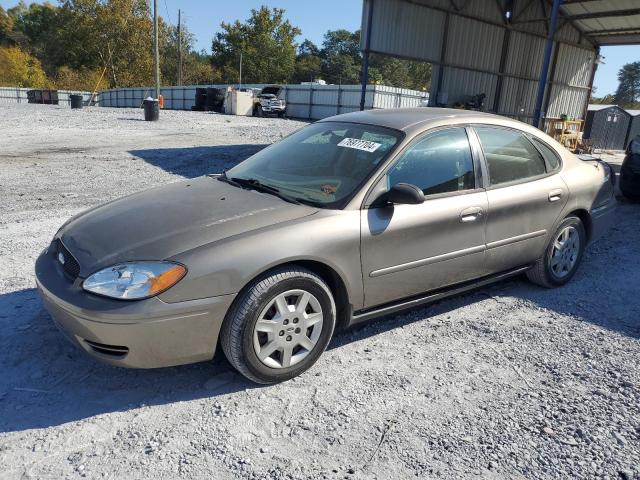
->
220;267;336;384
526;216;586;288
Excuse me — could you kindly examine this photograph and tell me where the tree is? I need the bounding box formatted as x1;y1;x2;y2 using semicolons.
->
182;50;215;85
160;20;190;85
370;54;431;91
291;38;322;83
614;61;640;109
7;2;68;74
54;65;108;91
297;39;319;57
211;6;300;84
292;54;322;83
160;21;213;86
318;29;361;84
321;29;360;59
58;0;156;88
0;45;47;87
322;53;360;84
590;93;615;105
313;29;431;89
0;6;13;44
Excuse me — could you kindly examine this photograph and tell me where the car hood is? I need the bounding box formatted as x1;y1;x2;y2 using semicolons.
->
58;176;317;276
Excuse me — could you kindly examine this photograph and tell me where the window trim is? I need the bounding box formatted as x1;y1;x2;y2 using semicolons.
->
471;124;559;190
363;125;484;208
527;135;563;174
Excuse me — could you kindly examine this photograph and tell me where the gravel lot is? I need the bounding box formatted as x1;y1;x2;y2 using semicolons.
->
0;103;639;480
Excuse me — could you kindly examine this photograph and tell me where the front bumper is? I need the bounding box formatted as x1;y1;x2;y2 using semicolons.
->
262;105;286;113
35;248;236;368
590;197;617;244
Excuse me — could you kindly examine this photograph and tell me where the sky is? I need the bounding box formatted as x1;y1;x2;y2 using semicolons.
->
0;0;636;96
592;45;639;97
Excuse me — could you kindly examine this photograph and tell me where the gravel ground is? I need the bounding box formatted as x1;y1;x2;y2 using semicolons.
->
0;103;639;480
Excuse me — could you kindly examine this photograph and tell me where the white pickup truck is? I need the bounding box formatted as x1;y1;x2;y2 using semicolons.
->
252;85;286;118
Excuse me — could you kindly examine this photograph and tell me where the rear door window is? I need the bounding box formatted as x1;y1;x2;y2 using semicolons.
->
475;127;547;185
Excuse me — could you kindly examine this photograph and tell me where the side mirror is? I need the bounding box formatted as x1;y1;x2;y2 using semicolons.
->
385;183;425;205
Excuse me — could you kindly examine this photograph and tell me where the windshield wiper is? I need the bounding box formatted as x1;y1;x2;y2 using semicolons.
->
215;171;243;187
228;177;301;205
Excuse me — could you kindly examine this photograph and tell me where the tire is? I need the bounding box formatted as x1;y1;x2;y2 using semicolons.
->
278;111;285;119
256;105;263;117
526;216;586;288
220;266;336;384
620;174;640;201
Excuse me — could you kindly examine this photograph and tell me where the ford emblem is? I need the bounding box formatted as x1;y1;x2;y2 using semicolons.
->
58;252;66;265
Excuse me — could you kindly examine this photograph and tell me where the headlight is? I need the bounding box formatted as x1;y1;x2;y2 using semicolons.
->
82;262;186;300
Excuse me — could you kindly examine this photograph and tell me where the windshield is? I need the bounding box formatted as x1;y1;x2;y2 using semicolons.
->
224;122;402;208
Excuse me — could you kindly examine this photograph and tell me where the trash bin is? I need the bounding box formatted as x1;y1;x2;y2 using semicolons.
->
70;94;83;109
143;98;159;121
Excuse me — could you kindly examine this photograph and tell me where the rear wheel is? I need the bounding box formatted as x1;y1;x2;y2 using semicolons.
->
220;267;336;384
526;216;586;288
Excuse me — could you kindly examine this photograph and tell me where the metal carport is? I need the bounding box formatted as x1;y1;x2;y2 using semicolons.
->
358;0;640;128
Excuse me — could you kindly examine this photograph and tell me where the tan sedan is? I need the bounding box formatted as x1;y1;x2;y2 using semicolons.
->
36;108;616;383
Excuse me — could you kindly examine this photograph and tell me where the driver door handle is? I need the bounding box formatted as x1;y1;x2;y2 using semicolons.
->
460;206;484;223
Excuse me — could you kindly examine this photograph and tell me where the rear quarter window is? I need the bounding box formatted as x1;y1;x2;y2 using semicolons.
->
531;137;561;172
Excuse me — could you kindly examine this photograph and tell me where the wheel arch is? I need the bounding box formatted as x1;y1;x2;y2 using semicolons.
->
292;260;352;331
567;208;592;242
227;259;353;333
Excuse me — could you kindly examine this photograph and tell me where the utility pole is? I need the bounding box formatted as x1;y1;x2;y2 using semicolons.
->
239;52;243;88
177;9;182;86
153;0;160;100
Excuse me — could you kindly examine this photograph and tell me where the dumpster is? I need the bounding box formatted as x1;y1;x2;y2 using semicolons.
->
70;94;83;109
143;98;159;121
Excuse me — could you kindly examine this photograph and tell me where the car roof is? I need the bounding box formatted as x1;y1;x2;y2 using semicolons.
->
317;107;510;132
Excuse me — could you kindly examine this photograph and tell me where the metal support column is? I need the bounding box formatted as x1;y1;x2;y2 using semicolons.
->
532;0;561;128
435;12;450;106
582;47;600;121
541;41;560;120
493;27;511;113
360;0;374;111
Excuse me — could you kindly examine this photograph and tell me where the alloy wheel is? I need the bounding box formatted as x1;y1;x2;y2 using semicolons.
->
550;225;580;279
253;289;324;369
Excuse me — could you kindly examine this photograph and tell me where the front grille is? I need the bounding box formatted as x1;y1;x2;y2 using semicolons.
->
54;239;81;279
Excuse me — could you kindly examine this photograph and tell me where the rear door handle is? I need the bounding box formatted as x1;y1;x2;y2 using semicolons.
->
548;189;563;202
460;206;484;223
